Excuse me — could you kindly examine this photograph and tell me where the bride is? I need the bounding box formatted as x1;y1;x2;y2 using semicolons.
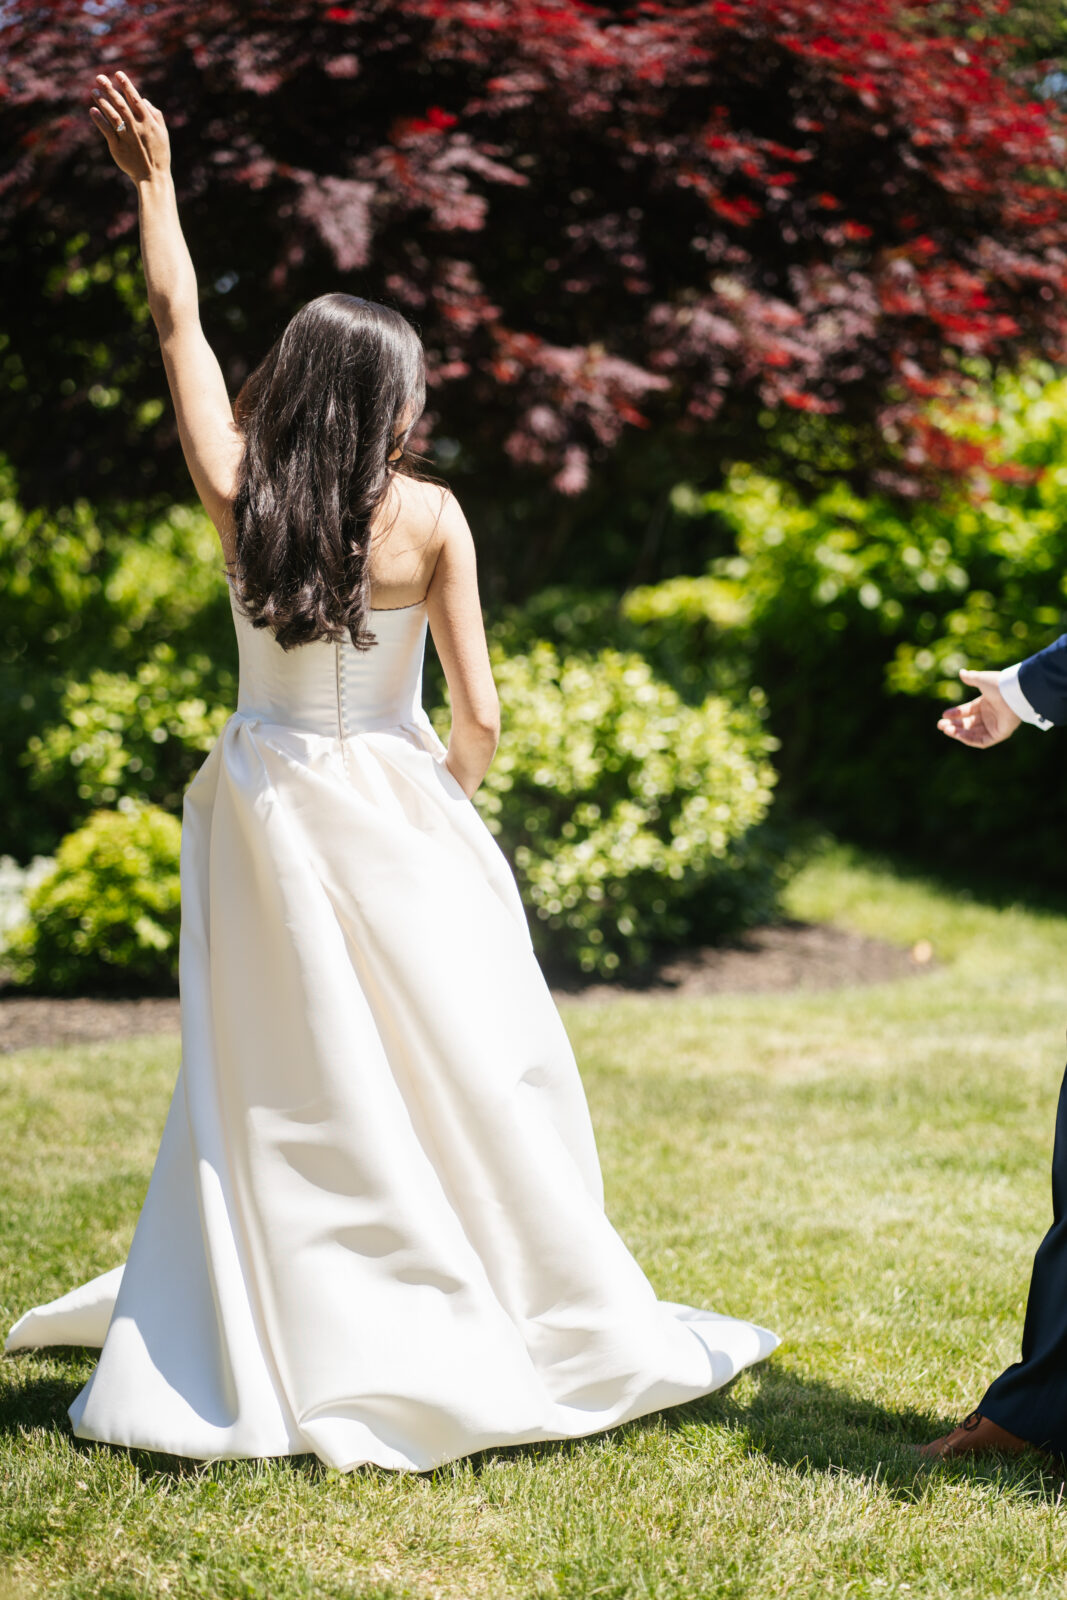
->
5;71;777;1472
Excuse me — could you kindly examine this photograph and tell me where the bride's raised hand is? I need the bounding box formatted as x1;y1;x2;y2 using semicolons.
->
89;71;170;185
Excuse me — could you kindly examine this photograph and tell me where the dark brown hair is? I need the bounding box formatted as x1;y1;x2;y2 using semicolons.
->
231;294;426;651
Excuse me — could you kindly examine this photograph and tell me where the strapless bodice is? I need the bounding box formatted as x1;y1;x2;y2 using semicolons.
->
229;584;429;736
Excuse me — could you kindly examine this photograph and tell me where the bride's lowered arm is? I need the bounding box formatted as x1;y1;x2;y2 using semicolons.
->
90;71;243;556
425;492;501;798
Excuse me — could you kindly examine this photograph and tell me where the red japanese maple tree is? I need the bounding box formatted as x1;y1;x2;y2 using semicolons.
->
1;0;1065;537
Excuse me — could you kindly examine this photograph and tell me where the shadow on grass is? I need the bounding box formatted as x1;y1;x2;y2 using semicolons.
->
812;834;1067;924
4;1349;1063;1502
697;1364;1066;1504
455;1363;1065;1504
0;1358;87;1437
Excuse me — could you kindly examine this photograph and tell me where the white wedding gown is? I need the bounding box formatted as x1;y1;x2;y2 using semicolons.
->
6;584;778;1471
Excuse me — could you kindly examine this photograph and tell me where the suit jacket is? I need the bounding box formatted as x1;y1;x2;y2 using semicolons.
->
1017;635;1067;726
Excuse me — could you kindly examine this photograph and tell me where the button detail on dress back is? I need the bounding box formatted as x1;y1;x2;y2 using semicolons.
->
334;641;351;777
334;642;346;740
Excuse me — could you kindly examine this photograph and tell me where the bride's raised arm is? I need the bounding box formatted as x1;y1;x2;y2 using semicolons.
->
90;71;243;557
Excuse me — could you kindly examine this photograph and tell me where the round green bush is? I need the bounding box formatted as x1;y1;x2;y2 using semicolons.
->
435;642;780;975
0;464;233;861
26;643;233;820
10;804;182;994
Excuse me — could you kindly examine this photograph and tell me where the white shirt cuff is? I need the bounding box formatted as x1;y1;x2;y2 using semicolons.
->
998;663;1054;730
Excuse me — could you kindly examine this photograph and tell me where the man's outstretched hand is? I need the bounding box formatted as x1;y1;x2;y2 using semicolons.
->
937;669;1020;749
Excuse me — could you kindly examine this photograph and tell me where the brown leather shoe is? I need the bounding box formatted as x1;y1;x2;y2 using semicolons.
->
917;1409;1032;1460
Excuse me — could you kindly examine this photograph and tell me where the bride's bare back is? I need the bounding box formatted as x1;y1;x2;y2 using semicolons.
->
367;473;447;611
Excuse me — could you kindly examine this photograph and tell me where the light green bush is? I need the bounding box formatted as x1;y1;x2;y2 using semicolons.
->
27;644;234;816
0;462;232;859
9;805;182;994
483;579;752;704
620;574;755;701
435;643;780;975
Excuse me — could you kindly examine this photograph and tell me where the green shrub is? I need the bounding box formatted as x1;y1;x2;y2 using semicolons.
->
0;462;231;859
655;366;1067;880
434;643;781;975
486;587;621;658
483;579;751;704
9;805;182;994
620;574;755;702
26;645;234;817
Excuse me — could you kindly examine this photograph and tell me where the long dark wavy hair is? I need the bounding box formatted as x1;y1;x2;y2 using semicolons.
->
231;294;426;651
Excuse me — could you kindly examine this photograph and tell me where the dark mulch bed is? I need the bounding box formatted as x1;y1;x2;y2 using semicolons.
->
0;995;182;1055
0;922;935;1055
554;920;935;1003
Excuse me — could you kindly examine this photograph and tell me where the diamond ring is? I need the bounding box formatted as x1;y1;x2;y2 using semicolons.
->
115;118;126;133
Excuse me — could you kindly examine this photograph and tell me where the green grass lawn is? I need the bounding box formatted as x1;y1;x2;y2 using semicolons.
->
4;844;1067;1599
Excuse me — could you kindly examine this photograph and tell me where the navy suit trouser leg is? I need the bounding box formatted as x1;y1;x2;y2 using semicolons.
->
980;1056;1067;1455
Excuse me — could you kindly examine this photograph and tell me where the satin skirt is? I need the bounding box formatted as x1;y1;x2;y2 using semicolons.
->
6;712;778;1472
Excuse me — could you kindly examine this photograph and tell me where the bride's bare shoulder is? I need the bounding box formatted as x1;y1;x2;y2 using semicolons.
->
369;474;465;604
386;474;470;556
392;473;460;528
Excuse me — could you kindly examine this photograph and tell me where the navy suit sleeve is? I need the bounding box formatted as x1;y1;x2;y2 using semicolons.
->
1018;634;1067;726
